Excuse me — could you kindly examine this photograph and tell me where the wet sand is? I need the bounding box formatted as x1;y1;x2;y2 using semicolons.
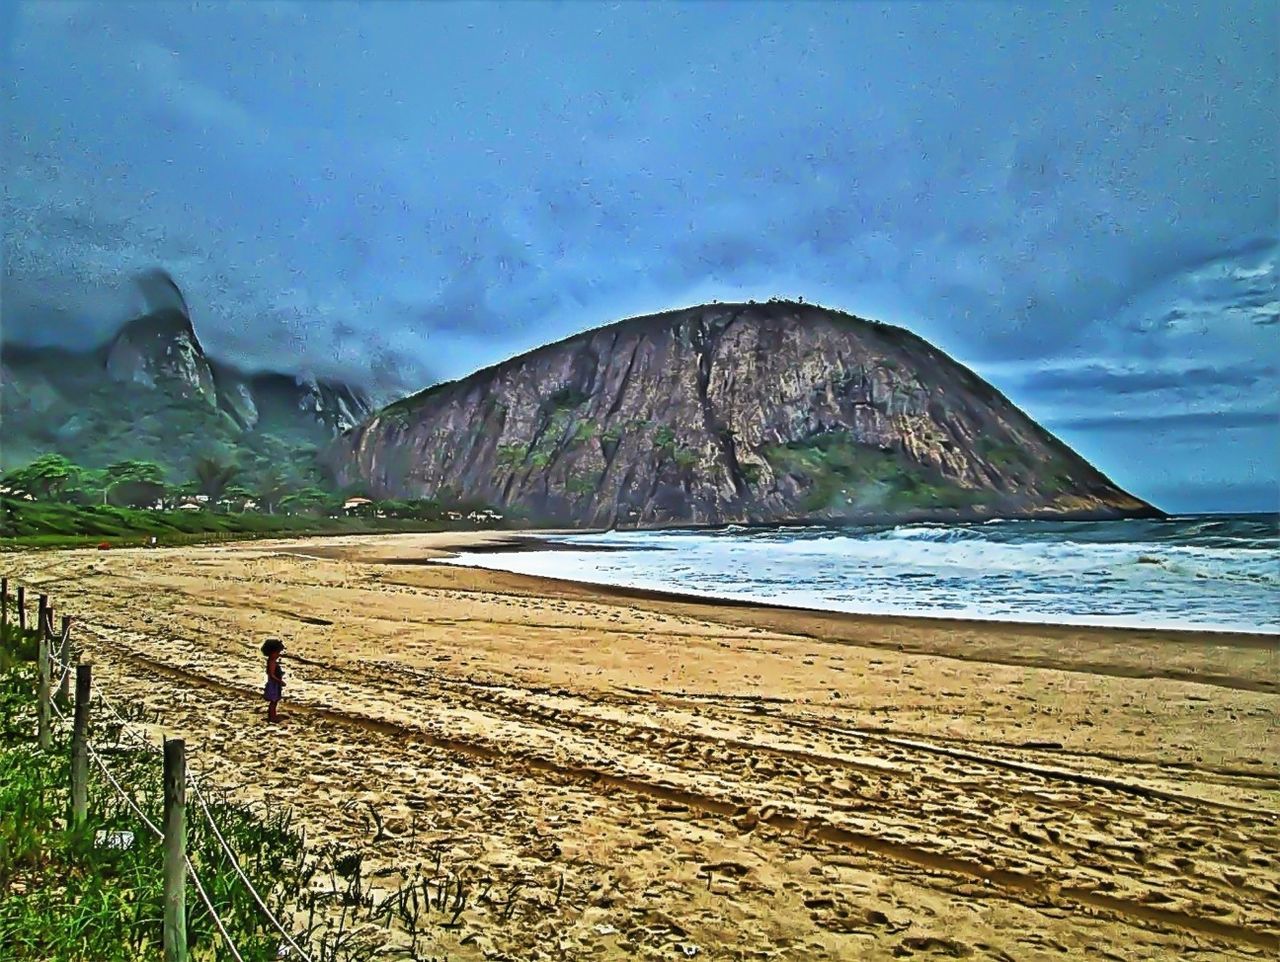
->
9;532;1279;960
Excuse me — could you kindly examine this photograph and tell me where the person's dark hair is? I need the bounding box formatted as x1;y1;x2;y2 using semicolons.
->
261;638;285;656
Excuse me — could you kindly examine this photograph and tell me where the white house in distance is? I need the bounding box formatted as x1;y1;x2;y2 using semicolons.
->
343;496;374;515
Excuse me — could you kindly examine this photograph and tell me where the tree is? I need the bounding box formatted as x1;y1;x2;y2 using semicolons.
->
280;486;334;517
104;460;166;485
107;479;168;509
63;467;108;506
1;454;80;501
254;469;292;516
222;484;254;512
407;498;444;520
193;456;240;508
102;460;166;508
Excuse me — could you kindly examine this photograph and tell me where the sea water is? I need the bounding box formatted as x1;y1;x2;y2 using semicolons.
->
442;514;1280;634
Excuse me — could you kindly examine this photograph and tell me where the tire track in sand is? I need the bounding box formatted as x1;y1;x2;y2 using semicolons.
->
76;619;1280;954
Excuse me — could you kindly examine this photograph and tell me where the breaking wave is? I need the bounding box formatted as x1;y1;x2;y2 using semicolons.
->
443;514;1280;633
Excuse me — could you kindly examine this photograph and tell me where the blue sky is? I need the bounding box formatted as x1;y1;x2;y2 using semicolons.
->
2;1;1276;511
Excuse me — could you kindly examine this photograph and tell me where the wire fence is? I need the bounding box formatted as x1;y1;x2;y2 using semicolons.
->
5;579;314;962
50;625;316;960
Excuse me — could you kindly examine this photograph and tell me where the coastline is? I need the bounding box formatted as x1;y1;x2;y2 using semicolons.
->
5;533;1277;959
437;553;1280;640
344;526;1280;640
260;530;1279;692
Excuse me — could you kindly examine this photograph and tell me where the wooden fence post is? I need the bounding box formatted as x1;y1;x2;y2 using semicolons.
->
163;739;188;962
17;586;25;631
1;577;8;641
37;634;51;749
71;664;91;826
37;594;48;638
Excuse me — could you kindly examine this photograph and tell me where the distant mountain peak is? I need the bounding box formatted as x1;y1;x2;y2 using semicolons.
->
113;305;199;342
1;298;373;476
104;307;215;401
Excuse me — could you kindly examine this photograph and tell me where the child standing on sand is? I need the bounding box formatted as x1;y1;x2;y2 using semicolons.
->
262;638;285;722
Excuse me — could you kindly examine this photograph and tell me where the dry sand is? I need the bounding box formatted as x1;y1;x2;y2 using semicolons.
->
9;532;1279;960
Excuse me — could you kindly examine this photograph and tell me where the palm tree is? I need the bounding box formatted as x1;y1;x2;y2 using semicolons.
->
280;486;333;517
193;456;239;509
254;470;292;516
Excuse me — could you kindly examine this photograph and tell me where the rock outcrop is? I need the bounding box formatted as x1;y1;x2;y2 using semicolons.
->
245;372;370;437
105;308;217;402
331;301;1160;527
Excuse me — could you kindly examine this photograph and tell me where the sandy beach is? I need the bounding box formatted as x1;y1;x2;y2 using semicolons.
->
8;531;1278;960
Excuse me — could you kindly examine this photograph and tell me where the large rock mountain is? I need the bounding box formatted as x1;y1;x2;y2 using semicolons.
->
331;301;1159;528
1;306;370;474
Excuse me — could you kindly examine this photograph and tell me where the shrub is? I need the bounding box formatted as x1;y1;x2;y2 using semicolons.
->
566;473;601;496
496;444;529;469
673;447;698;468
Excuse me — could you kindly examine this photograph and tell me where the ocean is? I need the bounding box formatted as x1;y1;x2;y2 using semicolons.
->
442;514;1280;634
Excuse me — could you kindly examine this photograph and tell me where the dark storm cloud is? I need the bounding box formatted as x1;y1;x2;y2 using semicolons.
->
2;0;1277;505
136;269;189;317
1052;410;1279;432
1024;362;1276;396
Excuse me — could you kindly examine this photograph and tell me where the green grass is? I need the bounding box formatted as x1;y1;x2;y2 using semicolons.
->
0;498;455;551
976;438;1030;471
672;447;698;469
495;443;529;469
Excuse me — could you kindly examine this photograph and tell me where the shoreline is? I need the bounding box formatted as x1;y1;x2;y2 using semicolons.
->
315;528;1280;643
255;530;1277;693
440;553;1280;640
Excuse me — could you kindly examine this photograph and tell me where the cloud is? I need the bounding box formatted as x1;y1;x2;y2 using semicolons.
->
1;0;1276;510
1252;302;1280;326
1022;361;1276;396
1051;410;1279;432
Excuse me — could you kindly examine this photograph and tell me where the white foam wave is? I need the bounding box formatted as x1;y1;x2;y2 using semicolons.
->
450;517;1280;633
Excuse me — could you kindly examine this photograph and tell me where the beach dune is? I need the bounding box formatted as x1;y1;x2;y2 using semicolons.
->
10;532;1278;960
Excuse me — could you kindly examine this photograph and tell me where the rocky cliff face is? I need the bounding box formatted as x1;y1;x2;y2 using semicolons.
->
332;301;1159;527
105;308;217;401
243;372;371;437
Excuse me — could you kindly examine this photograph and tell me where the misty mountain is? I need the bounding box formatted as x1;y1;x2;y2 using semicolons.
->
1;305;371;484
330;300;1160;528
